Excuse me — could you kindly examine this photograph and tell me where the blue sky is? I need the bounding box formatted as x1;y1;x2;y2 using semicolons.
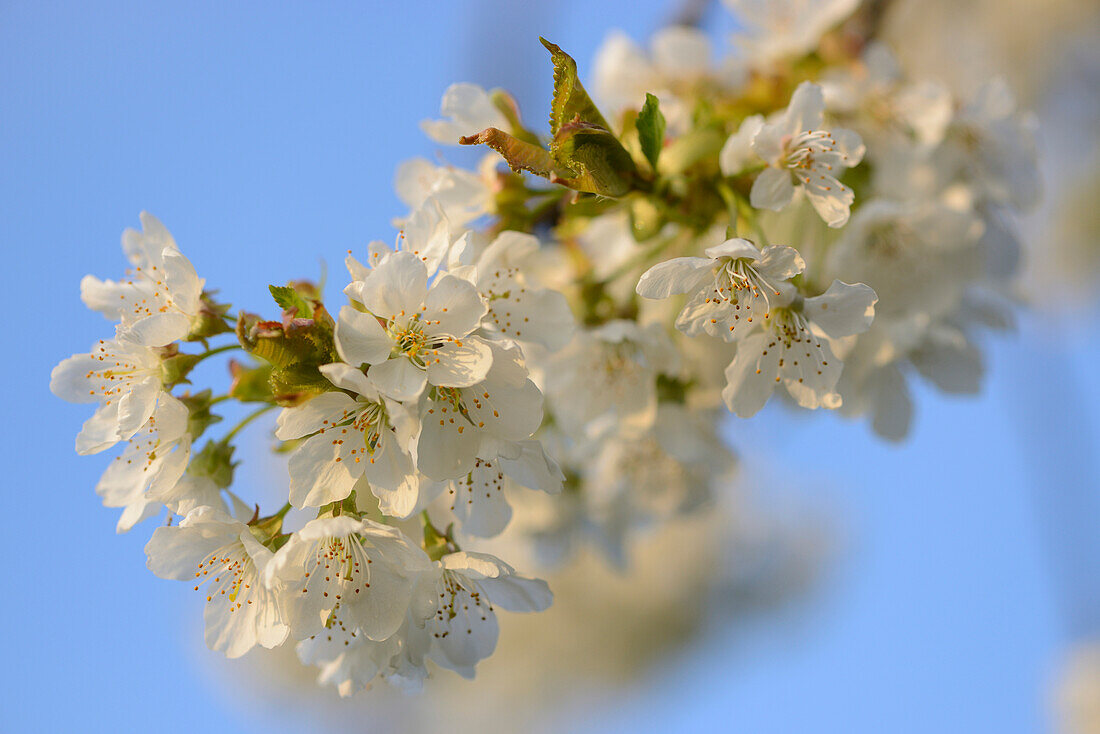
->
2;2;1097;732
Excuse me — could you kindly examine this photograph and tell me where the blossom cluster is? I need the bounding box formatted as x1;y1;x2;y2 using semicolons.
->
51;0;1038;696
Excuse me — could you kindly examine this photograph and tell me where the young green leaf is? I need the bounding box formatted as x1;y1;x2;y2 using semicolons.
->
269;284;314;319
637;93;667;170
540;37;610;135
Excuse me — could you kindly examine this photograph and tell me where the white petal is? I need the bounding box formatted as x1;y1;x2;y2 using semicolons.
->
416;400;481;479
785;81;825;135
368;358;427;401
318;362;376;398
478;574;553;613
127;312;191;347
636;257;713;299
349;252;427;320
449;461;513;538
79;275;126;320
335;306;392;366
803;280;877;338
426;337;493;388
802;176;854;227
911;332;983;394
755;245;806;280
868;364;912;441
719;114;765;176
287;433;357;508
275;390;356;440
751;123;784;165
360;435;419;518
161;248;202;315
75;403;123;455
115;378;161;441
703;237;759;261
424;275;487;338
721;333;780;418
750;167;795;211
781;337;843;410
497;440;564;494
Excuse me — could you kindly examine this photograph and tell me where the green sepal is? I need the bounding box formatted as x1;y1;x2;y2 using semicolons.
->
269;362;335;407
656;374;692;404
178;389;224;439
189;438;237;489
228;359;275;403
421;514;456;561
187;293;233;340
160;351;202;388
540;37;610;134
637;93;667;171
235;310;335;369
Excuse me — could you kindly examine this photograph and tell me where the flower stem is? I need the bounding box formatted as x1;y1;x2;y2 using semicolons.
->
221;404;276;444
193;342;241;365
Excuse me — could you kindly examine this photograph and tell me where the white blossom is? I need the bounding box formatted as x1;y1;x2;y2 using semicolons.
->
637;237;804;342
265;516;430;642
417;342;543;480
467;230;575;350
145;506;288;658
421;83;507;145
275;363;419;512
50;329;167;455
725;0;859;65
95;394;191;533
394;157;495;227
547;321;679;439
722;279;877;417
751;82;865;227
421;551;552;678
80;212;203;347
337;250;492;401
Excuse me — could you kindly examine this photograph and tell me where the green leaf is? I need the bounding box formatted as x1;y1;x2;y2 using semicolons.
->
637;93;667;170
540;37;610;134
460;127;568;179
551;119;638;198
269;284;314;319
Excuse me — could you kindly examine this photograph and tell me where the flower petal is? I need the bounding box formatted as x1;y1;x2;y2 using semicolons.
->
335;306;392;366
750;167;795;211
636;257;713;299
426;337;493;388
368;358;427;401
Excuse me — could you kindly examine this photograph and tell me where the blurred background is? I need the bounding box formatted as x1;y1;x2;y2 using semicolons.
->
2;1;1099;731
